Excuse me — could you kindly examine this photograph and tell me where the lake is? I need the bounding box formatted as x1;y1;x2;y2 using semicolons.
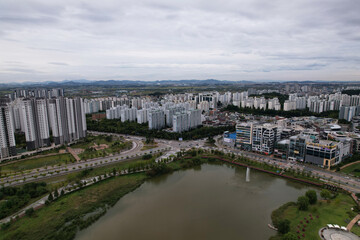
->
76;163;314;240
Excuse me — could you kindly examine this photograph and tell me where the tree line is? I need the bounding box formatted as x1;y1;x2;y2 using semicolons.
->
87;118;235;140
0;182;48;219
223;104;340;119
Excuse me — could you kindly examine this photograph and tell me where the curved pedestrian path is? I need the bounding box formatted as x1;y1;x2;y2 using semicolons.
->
320;228;359;240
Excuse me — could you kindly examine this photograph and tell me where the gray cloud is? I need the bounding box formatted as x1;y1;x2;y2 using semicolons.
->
48;62;69;66
0;0;359;82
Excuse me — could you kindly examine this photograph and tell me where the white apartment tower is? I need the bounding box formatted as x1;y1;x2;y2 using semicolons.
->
0;104;16;159
148;109;165;130
21;98;50;150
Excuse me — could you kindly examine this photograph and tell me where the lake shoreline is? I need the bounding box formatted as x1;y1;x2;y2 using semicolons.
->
0;149;348;240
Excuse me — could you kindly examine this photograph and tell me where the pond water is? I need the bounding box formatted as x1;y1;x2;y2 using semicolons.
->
76;163;314;240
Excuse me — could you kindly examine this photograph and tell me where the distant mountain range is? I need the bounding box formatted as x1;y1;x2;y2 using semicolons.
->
0;79;358;88
0;79;255;88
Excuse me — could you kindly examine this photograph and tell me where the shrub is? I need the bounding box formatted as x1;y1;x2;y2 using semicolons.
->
282;232;297;240
305;190;317;204
25;207;35;217
277;219;291;234
297;196;309;211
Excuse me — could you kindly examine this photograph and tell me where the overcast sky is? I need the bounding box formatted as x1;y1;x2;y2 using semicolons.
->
0;0;359;83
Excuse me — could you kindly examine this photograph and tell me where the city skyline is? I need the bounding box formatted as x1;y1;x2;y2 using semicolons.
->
0;0;359;83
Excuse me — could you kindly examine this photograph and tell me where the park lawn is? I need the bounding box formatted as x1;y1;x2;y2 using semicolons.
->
141;143;158;150
274;193;357;240
77;140;132;160
70;134;119;149
0;173;148;240
352;224;360;236
1;153;75;173
71;135;132;160
341;162;360;177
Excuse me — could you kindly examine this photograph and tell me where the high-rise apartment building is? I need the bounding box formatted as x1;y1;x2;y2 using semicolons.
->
21;98;50;150
148;109;165;130
0;102;16;159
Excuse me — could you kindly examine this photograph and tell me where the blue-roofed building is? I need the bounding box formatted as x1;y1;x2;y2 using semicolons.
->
223;131;236;147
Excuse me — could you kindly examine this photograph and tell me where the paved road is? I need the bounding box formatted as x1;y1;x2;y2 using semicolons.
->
0;135;171;187
2;131;360;194
92;132;360;193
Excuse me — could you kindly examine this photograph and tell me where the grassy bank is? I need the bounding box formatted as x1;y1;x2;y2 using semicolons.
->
270;194;358;240
0;152;201;240
0;173;147;240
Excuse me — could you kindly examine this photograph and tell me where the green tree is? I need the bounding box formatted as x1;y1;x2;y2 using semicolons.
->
48;193;53;202
53;188;59;198
206;136;215;145
297;196;309;211
105;135;113;142
25;207;35;217
277;219;291;234
320;189;332;200
305;190;317;204
282;232;297;240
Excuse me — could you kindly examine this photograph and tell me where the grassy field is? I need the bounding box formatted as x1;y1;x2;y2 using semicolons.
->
341;162;360;177
352;224;360;236
270;194;358;239
0;154;75;173
0;173;148;240
141;142;158;150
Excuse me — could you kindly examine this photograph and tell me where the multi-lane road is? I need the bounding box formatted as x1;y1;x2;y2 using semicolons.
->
2;131;360;193
0;133;171;187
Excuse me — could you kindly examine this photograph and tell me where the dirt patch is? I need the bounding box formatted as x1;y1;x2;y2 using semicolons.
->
91;143;109;151
71;148;85;154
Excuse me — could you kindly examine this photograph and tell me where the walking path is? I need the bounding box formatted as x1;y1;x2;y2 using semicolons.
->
0;140;171;188
0;153;174;224
341;160;360;170
66;147;81;162
346;214;360;231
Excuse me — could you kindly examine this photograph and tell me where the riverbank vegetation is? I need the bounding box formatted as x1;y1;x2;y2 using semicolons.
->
0;182;48;220
87;118;235;140
270;191;359;240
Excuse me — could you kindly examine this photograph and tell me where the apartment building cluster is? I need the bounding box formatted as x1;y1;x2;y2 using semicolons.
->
84;96;154;114
106;100;202;132
282;93;360;121
0;89;87;159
